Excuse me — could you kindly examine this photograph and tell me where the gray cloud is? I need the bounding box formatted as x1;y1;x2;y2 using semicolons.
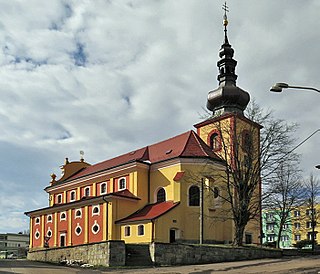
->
0;0;319;233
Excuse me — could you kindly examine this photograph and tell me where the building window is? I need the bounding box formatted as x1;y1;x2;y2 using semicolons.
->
75;209;82;219
92;221;100;234
92;205;100;216
35;217;40;225
294;210;300;217
281;235;289;242
307;221;313;229
267;235;275;242
47;228;52;238
60;212;66;221
282;224;289;230
124;226;131;237
308;232;317;240
118;177;126;190
137;225;144;236
294;222;301;229
70;191;76;202
47;214;52;223
295;234;301;241
209;132;221;151
57;194;62;204
188;185;200;206
266;224;274;232
60;233;66;247
156;188;166;203
84;187;90;197
306;209;316;216
75;224;82;236
100;183;107;194
35;229;40;240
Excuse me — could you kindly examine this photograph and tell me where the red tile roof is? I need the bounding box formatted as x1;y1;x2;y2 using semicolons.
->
173;171;185;181
116;201;180;224
57;130;222;184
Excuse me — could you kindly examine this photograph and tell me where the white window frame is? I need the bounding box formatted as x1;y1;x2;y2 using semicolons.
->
35;217;40;225
46;228;52;238
57;194;63;204
100;182;107;195
75;223;82;236
60;211;67;221
118;177;126;190
295;234;301;241
35;229;40;240
75;209;82;219
91;220;100;234
137;224;144;236
92;205;100;216
70;190;76;202
47;214;52;223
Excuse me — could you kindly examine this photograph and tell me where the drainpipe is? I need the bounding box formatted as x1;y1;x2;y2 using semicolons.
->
102;197;109;241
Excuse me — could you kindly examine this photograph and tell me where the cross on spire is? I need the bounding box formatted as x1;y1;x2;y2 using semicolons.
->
222;1;229;43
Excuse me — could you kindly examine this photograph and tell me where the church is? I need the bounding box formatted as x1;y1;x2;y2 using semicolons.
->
25;12;261;251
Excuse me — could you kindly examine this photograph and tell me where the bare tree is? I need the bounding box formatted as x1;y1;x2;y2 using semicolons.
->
199;101;299;246
302;174;320;252
263;161;303;248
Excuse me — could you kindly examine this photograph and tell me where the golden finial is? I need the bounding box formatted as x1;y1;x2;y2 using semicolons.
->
222;1;229;27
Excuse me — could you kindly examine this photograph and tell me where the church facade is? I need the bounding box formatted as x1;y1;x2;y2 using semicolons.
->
26;15;262;251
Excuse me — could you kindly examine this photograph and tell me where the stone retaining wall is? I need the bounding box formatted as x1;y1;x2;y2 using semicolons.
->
150;243;282;266
27;240;125;267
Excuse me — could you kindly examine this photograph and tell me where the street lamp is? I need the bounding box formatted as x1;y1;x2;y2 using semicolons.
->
270;83;320;93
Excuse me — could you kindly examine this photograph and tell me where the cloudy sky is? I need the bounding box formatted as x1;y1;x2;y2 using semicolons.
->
0;0;319;233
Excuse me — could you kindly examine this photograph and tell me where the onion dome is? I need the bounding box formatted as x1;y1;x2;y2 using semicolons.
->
207;6;250;116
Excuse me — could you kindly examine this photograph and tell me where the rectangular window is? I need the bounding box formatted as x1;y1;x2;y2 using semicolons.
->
294;210;300;217
267;235;275;242
266;224;274;231
294;234;301;241
70;191;76;202
307;221;313;229
57;194;62;204
294;222;300;229
137;225;144;236
282;224;289;230
124;226;131;237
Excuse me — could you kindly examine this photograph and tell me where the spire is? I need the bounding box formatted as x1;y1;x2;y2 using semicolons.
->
206;2;250;116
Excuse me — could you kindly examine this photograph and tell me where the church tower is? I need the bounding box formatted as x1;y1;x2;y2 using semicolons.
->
194;4;262;245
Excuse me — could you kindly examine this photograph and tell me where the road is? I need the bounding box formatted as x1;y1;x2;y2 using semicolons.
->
1;256;320;274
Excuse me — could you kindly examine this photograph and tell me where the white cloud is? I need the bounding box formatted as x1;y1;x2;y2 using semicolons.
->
0;0;319;233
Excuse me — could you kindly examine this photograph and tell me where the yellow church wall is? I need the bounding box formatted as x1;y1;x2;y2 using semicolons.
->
119;222;153;243
149;162;182;203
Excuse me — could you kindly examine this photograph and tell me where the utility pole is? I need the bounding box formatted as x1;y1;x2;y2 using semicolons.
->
200;178;204;245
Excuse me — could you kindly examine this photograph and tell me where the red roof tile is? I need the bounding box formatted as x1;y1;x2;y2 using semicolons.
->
116;201;179;223
58;130;221;183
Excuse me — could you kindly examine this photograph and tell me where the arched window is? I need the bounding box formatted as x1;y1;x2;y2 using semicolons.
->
119;178;126;190
156;188;166;203
75;209;82;219
47;214;52;223
209;132;220;151
92;205;100;216
189;185;200;206
84;187;90;197
60;212;66;221
57;194;62;204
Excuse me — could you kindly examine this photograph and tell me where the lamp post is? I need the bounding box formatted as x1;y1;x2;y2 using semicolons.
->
270;83;320;93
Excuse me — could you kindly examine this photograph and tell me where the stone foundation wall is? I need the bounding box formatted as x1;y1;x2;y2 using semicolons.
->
27;240;125;267
150;243;282;266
